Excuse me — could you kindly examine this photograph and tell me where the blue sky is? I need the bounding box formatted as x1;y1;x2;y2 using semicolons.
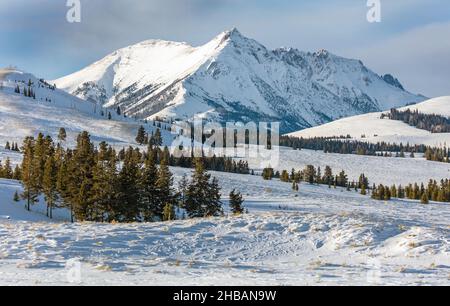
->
0;0;449;97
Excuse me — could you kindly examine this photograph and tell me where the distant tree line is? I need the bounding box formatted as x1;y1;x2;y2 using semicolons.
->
280;135;450;163
382;108;450;133
8;131;245;222
280;135;430;156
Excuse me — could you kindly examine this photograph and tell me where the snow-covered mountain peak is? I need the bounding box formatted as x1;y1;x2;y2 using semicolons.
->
54;29;426;133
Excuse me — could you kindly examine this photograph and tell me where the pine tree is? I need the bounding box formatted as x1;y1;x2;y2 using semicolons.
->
13;191;20;202
360;184;367;196
135;125;146;145
262;167;274;180
90;148;116;222
67;132;96;221
155;148;175;219
43;155;57;218
323;166;333;185
280;170;290;182
13;165;21;180
178;173;189;209
186;159;223;218
2;158;13;179
152;128;163;147
421;192;429;204
31;133;46;194
162;203;175;221
56;151;73;222
58;127;67;142
20;137;39;211
139;147;159;221
229;189;244;215
115;147;141;222
303;165;316;184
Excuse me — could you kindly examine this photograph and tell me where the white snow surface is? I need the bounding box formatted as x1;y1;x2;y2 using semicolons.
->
0;69;175;149
0;169;449;286
53;29;424;133
243;147;450;186
288;97;450;147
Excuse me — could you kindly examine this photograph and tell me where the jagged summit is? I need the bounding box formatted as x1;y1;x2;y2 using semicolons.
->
54;29;425;133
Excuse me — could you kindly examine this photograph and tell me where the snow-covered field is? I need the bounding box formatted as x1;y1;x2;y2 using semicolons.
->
0;168;449;286
289;97;450;147
1;68;449;286
243;146;450;186
0;70;175;151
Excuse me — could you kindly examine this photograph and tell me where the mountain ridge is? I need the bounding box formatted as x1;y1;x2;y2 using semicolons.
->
54;28;426;133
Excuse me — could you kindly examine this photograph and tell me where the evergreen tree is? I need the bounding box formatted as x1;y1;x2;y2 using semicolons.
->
155;148;175;219
178;173;189;209
280;170;290;182
151;128;163;147
20;137;39;211
135;125;146;145
229;189;244;215
58;127;67;142
262;167;274;180
67;132;96;221
43;155;57;218
360;184;367;196
139;147;159;221
186;159;223;218
13;165;21;180
2;158;13;179
162;203;175;221
303;165;316;184
13;191;20;202
421;192;429;204
115;147;141;222
323;166;333;185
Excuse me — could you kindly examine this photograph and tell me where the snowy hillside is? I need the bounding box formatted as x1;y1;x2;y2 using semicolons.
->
288;97;450;147
1;169;449;286
0;69;174;149
54;29;425;133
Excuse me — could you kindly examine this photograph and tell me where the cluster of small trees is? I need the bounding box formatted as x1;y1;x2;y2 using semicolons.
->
424;147;449;163
135;126;163;146
0;158;21;180
4;141;20;151
17;131;244;222
14;79;36;99
372;179;450;204
169;154;250;175
382;108;450;133
262;165;367;191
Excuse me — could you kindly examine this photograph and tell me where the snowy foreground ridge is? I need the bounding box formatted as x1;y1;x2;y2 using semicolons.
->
0;171;449;286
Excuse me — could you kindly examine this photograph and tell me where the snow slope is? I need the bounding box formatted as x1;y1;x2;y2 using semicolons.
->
0;169;449;286
0;69;174;149
54;29;425;133
242;147;450;186
288;97;450;147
